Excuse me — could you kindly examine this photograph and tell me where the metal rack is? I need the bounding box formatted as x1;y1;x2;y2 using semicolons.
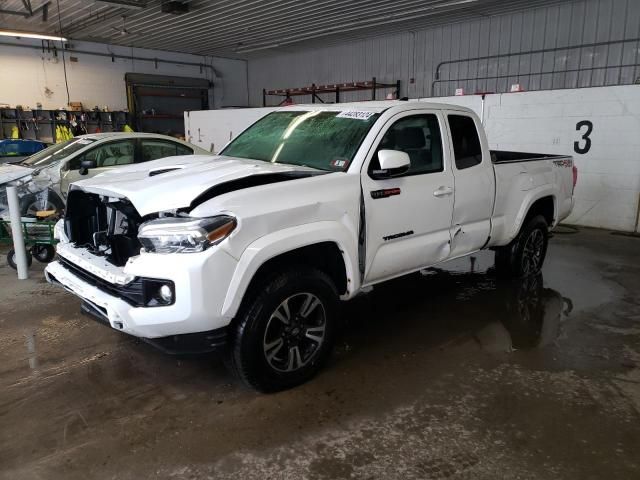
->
263;77;401;106
0;108;132;143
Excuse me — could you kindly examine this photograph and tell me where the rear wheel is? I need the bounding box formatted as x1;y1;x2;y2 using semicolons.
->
7;248;33;270
228;267;339;392
495;215;549;278
32;244;56;263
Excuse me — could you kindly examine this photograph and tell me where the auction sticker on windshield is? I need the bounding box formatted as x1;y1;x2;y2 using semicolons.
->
336;111;376;120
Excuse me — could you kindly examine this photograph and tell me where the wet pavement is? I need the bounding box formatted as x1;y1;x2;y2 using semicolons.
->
0;227;639;479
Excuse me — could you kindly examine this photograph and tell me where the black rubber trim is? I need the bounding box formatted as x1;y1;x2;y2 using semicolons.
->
141;328;229;355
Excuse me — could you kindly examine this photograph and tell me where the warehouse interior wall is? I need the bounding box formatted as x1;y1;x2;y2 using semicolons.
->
248;0;640;106
0;38;249;111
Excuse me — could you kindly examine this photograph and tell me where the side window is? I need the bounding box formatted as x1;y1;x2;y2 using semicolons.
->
448;115;482;170
84;140;135;168
140;140;189;162
176;144;193;156
369;114;443;176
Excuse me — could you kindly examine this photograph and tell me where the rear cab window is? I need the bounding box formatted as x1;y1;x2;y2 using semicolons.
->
448;114;483;170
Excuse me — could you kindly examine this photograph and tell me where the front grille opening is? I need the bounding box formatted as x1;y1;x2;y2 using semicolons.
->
65;190;143;266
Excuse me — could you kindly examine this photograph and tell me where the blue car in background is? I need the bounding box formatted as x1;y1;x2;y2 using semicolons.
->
0;139;49;165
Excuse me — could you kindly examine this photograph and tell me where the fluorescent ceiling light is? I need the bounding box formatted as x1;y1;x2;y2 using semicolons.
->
0;30;67;41
94;0;147;9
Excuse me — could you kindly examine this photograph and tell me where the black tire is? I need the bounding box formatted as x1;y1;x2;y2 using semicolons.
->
228;267;339;392
32;244;56;263
7;248;33;270
19;189;65;217
495;215;549;278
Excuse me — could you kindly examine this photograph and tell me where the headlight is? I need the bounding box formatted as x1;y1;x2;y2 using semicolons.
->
138;215;237;254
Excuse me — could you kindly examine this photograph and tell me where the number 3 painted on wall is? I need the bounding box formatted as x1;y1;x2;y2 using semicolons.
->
574;120;593;154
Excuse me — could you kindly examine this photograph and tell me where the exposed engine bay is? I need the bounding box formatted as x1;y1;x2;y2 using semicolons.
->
64;190;149;267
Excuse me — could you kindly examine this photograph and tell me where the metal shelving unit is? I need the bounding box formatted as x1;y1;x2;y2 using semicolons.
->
263;77;401;106
0;108;131;143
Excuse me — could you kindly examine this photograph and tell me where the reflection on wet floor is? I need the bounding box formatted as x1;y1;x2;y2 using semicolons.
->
25;331;38;371
341;251;571;358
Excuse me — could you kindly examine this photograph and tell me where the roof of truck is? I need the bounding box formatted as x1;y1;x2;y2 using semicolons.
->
276;100;476;115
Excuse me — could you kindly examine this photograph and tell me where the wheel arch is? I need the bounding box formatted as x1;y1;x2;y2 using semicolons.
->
508;189;557;242
524;195;555;227
221;222;358;320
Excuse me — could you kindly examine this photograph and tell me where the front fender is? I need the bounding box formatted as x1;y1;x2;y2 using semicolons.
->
220;221;359;320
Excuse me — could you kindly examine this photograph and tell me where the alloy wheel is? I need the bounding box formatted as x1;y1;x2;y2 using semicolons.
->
522;229;545;275
262;292;327;372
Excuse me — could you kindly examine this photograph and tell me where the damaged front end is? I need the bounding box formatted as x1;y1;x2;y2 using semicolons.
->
63;188;238;267
64;189;145;267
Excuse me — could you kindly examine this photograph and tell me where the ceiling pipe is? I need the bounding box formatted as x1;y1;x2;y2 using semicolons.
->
0;40;219;79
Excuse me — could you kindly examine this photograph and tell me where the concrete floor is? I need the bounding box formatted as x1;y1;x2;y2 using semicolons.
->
0;227;639;480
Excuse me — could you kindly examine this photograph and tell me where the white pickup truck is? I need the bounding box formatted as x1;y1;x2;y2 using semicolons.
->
45;101;576;391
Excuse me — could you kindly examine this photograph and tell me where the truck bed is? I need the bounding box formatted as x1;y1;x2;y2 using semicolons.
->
488;150;575;247
491;150;570;164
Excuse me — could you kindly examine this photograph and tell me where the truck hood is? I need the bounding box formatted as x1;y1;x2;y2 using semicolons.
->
74;155;324;216
0;164;34;184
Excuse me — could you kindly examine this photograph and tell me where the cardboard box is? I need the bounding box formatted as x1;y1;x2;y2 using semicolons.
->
68;102;83;111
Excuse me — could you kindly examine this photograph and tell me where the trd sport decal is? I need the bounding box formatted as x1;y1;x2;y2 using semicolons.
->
371;188;401;199
383;230;414;241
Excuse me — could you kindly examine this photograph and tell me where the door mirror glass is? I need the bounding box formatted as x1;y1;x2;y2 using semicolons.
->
371;149;410;179
79;159;97;176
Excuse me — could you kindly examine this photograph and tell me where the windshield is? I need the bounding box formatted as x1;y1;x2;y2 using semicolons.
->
20;138;96;168
221;110;380;171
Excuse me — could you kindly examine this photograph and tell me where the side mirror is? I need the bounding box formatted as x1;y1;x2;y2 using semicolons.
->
79;159;96;176
371;149;410;179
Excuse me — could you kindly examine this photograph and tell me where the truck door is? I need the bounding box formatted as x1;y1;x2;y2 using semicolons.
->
445;113;494;258
361;111;454;284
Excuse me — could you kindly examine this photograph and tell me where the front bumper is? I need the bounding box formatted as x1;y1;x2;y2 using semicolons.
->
45;242;239;340
79;300;229;354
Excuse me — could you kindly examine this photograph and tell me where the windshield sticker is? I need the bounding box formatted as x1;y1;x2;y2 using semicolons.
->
77;139;93;145
336;111;376;121
330;158;349;169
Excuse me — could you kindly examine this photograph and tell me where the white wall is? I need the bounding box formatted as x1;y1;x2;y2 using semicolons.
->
185;107;277;153
422;85;640;232
0;38;248;111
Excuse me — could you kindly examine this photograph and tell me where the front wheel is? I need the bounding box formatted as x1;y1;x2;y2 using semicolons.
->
228;267;339;392
495;215;549;278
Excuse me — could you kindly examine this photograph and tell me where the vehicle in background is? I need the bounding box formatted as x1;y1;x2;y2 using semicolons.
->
0;139;48;165
46;101;576;392
0;132;209;217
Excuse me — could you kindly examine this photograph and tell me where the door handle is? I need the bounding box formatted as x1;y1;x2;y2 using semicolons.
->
433;186;453;197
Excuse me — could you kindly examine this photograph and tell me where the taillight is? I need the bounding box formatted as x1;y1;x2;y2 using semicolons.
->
572;165;578;190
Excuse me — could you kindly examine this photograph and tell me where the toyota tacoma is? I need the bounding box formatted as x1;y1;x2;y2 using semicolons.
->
45;101;576;391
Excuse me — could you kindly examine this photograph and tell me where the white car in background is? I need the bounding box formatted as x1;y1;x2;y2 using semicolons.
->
0;132;209;216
